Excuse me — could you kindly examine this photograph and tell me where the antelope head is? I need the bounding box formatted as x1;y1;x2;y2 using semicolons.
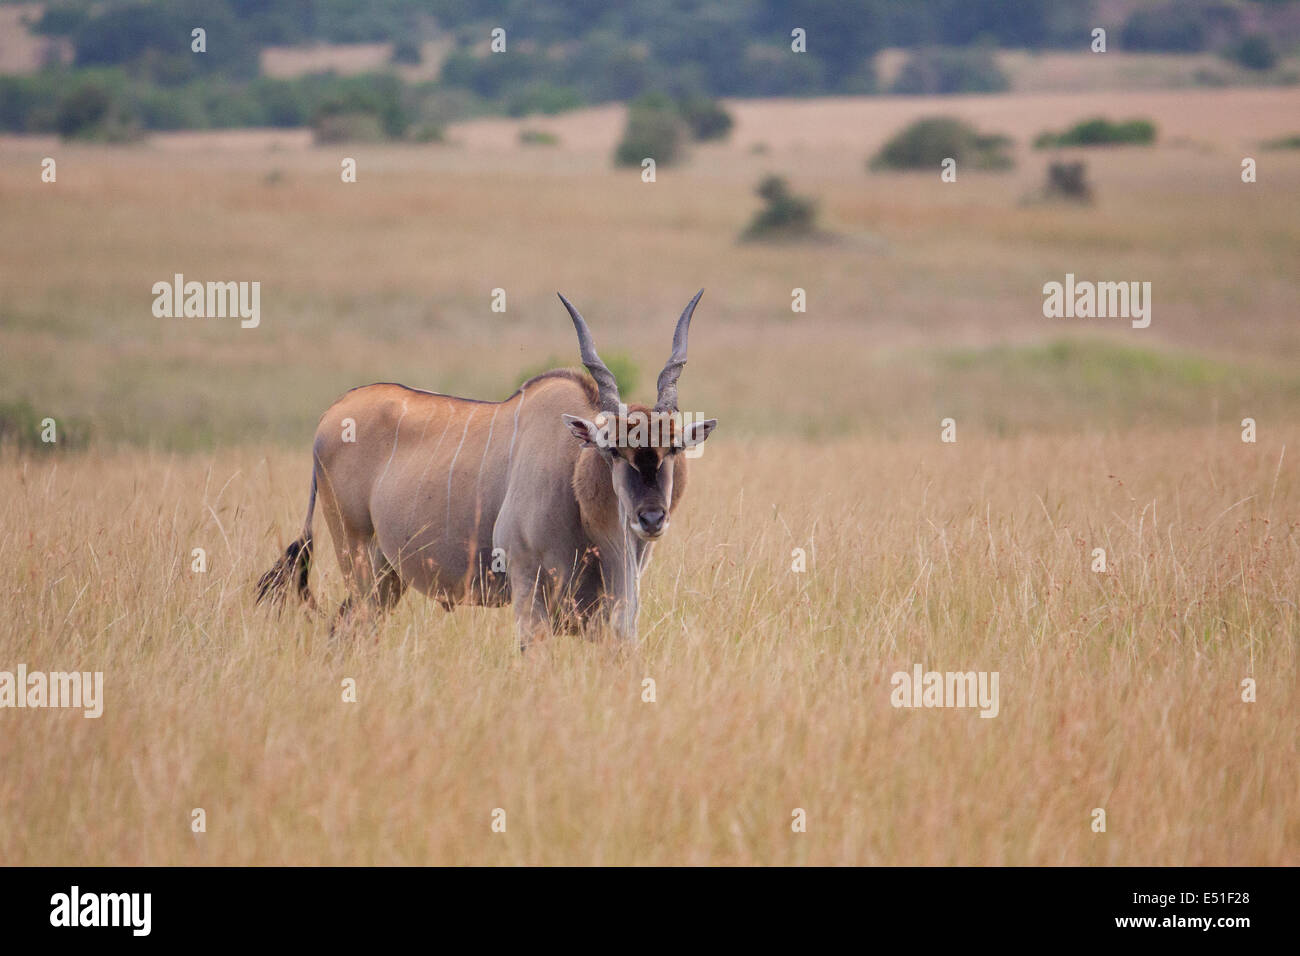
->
558;291;717;542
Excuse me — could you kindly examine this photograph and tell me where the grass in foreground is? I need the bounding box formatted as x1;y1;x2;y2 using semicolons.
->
1;428;1295;864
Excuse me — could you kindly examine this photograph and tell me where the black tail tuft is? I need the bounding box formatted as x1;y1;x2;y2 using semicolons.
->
256;537;314;609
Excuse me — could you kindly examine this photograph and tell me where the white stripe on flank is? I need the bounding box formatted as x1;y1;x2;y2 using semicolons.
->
505;385;526;475
409;405;456;531
475;405;501;500
375;401;409;494
397;400;443;562
445;408;475;535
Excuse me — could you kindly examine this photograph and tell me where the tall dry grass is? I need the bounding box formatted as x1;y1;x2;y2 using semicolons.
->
1;87;1298;865
1;428;1294;864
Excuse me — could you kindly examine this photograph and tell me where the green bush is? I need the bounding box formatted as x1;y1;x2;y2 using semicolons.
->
1043;161;1092;202
516;355;639;397
870;117;1013;171
602;353;640;398
0;400;91;452
677;95;733;141
1034;117;1156;148
1262;133;1300;149
306;73;408;140
890;46;1009;95
1225;34;1277;72
250;78;310;128
55;81;111;135
54;78;142;141
742;175;817;241
410;122;445;143
131;84;208;130
519;128;559;146
614;98;686;167
0;75;56;132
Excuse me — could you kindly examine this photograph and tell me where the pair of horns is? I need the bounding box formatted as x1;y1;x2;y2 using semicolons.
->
557;290;704;415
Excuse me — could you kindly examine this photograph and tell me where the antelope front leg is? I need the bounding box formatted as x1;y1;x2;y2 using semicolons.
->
597;531;642;642
509;565;554;652
605;593;639;642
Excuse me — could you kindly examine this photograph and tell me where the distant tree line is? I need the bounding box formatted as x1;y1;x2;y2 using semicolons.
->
0;69;419;139
2;0;1294;138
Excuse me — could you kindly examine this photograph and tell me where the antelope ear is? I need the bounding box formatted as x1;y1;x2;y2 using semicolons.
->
682;418;717;447
562;414;604;448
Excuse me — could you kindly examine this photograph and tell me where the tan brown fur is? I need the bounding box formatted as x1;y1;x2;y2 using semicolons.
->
259;371;699;645
257;295;715;647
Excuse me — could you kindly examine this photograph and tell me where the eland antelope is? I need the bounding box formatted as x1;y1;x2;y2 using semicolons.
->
256;292;717;647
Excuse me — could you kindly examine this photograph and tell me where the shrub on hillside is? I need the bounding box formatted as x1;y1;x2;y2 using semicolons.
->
307;73;408;141
1043;161;1092;202
516;355;639;397
0;400;91;452
614;96;687;167
741;175;818;241
410;122;445;143
870;117;1013;171
54;79;141;140
54;81;111;135
677;95;733;141
1225;34;1277;72
519;128;559;146
1262;133;1300;149
1034;117;1156;148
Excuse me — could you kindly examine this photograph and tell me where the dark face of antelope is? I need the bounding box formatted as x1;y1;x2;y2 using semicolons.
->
566;406;716;540
558;291;718;543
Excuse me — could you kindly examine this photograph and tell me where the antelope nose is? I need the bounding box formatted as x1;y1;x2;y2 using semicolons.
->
639;509;666;534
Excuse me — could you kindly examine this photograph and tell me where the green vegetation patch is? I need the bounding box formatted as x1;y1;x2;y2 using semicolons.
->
613;92;734;167
928;338;1299;433
1262;133;1300;150
1034;117;1157;149
515;355;640;399
741;175;819;241
0;399;92;452
870;116;1013;171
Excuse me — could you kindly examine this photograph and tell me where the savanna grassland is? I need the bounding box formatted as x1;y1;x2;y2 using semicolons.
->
1;86;1298;864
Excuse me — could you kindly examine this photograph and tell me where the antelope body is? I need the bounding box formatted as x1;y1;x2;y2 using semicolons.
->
257;292;716;646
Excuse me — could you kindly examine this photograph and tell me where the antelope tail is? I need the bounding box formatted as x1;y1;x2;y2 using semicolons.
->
256;468;317;610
